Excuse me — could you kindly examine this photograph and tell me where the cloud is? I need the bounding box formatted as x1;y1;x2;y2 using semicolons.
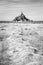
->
0;0;43;4
29;0;43;3
8;0;43;3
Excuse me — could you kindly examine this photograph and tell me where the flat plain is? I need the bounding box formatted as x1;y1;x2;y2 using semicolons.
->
0;23;43;65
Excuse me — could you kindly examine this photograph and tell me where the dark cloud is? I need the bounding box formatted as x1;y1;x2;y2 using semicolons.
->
24;0;43;3
29;0;40;2
30;0;43;3
0;0;43;4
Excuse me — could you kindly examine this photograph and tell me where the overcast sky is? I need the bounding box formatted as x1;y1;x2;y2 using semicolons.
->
0;0;43;21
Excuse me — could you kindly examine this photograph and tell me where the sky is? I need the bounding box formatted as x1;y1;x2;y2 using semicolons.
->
0;0;43;21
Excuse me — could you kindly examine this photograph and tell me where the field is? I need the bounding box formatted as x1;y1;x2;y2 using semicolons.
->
0;23;43;65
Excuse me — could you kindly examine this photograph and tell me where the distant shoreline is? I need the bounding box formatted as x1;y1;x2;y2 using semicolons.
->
0;21;43;24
